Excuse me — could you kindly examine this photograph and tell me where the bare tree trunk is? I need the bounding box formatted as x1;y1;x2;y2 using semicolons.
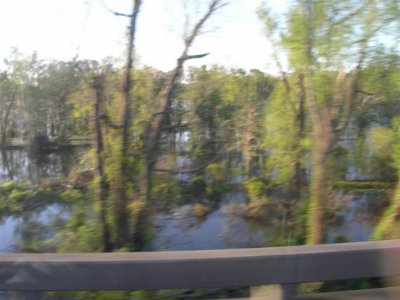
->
1;149;13;180
141;0;226;201
121;0;141;163
306;130;333;244
90;74;113;252
303;67;335;245
0;94;16;147
304;66;360;244
134;0;226;251
0;125;6;147
114;0;142;249
292;74;306;193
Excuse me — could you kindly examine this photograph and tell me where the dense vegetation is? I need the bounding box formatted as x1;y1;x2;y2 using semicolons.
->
1;0;400;297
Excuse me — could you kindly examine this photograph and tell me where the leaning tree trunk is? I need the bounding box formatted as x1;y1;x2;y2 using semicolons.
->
140;0;226;203
306;130;333;245
134;0;226;251
303;67;335;245
111;0;142;250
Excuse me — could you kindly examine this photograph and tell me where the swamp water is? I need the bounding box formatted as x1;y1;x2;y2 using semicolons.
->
0;149;390;252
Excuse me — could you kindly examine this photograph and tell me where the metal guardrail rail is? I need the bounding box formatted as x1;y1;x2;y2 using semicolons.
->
0;240;399;299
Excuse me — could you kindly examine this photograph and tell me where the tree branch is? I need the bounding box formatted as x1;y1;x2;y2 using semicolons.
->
331;4;365;26
153;153;224;174
113;12;133;18
100;114;122;129
99;0;133;18
184;0;228;48
181;53;210;61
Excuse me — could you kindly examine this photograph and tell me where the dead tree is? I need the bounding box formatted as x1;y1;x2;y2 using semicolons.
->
90;73;113;252
134;0;227;250
142;0;227;200
110;0;142;249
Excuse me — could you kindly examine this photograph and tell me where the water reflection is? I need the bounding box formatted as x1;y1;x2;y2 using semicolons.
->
326;192;386;243
154;206;268;250
0;148;82;184
0;148;390;252
0;190;386;252
0;148;80;253
0;216;17;252
0;204;70;252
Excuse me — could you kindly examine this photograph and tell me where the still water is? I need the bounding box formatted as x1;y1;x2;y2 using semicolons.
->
0;149;387;253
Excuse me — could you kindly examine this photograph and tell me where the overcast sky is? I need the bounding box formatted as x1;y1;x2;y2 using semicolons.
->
0;0;289;72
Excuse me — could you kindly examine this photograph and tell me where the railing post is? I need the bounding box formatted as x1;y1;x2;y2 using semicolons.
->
281;283;298;300
250;284;297;299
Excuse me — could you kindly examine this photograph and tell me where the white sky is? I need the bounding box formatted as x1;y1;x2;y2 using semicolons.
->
0;0;289;72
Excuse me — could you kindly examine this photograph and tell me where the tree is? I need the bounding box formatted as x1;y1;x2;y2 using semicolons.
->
0;72;18;147
225;69;274;178
39;60;81;140
258;6;307;193
141;0;227;201
183;66;233;166
90;71;113;252
260;0;399;244
129;0;228;250
263;76;307;191
112;0;142;250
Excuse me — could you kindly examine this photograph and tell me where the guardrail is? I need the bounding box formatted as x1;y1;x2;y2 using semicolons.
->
0;240;399;299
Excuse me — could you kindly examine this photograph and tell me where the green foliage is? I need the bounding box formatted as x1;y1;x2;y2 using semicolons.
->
8;189;30;202
372;190;400;240
59;189;85;202
327;145;348;180
391;118;400;175
282;199;309;246
244;177;266;200
366;127;396;180
264;80;306;187
46;290;149;300
54;204;103;252
152;175;181;207
0;180;20;193
244;177;269;218
334;180;394;192
373;118;400;240
1;2;400;262
182;66;274;175
320;278;383;293
205;184;227;198
190;176;207;195
0;181;84;214
205;161;227;183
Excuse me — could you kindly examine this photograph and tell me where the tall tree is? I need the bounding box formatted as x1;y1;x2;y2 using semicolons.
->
0;72;18;147
141;0;227;201
259;7;307;192
133;0;227;250
90;71;113;252
261;0;398;244
113;0;142;250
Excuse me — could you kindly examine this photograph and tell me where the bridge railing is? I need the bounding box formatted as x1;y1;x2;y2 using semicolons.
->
0;240;399;299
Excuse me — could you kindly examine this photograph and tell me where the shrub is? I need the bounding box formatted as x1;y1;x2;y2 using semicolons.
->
245;177;267;201
205;162;227;183
244;177;269;218
190;176;207;195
